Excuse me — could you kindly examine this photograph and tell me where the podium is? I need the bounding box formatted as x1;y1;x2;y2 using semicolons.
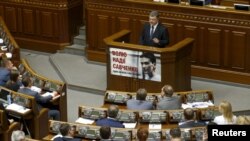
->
104;30;194;92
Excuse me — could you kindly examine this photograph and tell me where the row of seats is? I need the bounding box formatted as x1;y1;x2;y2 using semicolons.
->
78;105;220;124
18;59;68;121
47;120;206;141
104;89;214;105
0;59;68;140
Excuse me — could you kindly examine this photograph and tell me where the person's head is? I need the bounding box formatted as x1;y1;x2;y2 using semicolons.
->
100;126;111;139
140;52;156;78
136;88;147;101
161;85;174;97
1;59;13;70
218;100;233;122
11;130;25;141
236;115;250;125
59;123;76;137
170;127;181;141
149;10;159;26
184;108;195;120
10;70;20;82
21;76;32;87
137;127;148;141
107;105;119;118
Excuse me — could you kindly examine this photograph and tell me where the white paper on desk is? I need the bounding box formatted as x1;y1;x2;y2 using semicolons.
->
6;103;30;114
42;92;54;97
5;53;12;59
149;123;162;129
123;122;137;128
182;101;214;109
75;117;95;124
31;86;41;93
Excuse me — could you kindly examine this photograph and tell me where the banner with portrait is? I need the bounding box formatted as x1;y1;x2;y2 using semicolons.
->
109;47;161;82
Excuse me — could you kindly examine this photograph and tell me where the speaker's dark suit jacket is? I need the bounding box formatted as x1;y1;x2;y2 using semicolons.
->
139;23;169;48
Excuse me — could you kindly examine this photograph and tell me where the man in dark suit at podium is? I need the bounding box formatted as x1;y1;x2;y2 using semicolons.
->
139;10;169;48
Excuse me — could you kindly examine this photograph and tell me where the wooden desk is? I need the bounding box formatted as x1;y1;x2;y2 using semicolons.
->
0;86;49;140
0;110;20;141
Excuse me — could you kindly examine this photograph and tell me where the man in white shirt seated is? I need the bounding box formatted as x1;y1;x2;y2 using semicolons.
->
18;76;60;120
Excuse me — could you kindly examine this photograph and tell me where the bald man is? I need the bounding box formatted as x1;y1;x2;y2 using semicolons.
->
156;85;181;110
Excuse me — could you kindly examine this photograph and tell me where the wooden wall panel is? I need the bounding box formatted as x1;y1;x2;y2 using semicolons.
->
23;9;35;34
223;30;230;67
0;6;4;18
87;12;96;50
0;0;83;52
117;17;129;31
175;24;184;44
230;31;247;70
165;23;175;46
207;28;221;67
40;12;53;37
4;7;17;32
131;19;140;44
198;27;205;64
184;25;198;63
97;15;109;50
53;13;59;37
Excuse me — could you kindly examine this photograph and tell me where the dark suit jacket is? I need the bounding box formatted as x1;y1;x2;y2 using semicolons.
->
96;118;124;128
18;87;52;110
53;137;81;141
0;68;10;86
179;120;206;128
139;23;169;48
156;96;181;110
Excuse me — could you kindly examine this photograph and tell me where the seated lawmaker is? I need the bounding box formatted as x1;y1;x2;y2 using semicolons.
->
5;69;22;92
99;126;112;141
0;59;14;86
96;105;124;128
213;100;237;125
126;88;153;110
179;108;206;128
137;127;148;141
53;123;81;141
139;10;169;48
156;85;181;110
18;76;60;120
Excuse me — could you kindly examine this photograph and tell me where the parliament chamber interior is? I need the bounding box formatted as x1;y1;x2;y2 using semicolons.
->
0;0;250;140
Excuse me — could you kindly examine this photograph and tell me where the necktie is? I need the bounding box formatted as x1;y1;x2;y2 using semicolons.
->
150;26;154;39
